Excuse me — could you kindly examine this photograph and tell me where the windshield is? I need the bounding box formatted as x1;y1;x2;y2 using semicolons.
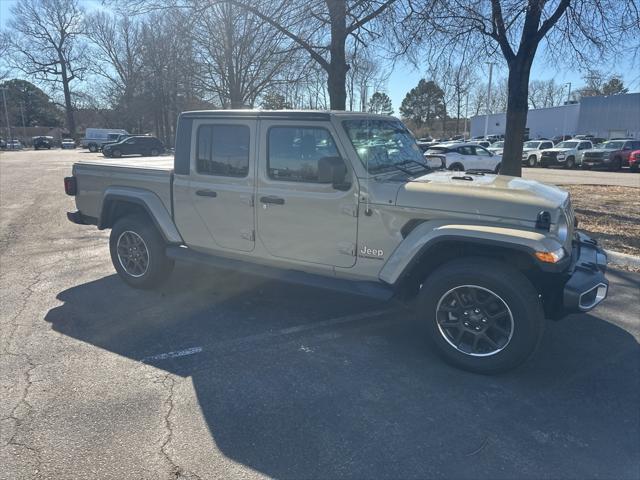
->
342;119;426;173
524;141;541;148
601;141;625;150
556;141;579;148
492;141;504;148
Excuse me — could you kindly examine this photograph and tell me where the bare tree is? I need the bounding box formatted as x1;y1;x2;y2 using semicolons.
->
216;0;399;110
85;12;145;130
7;0;87;134
399;0;640;176
191;2;294;108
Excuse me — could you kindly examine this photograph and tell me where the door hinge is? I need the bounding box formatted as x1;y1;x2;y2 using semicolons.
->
241;229;255;241
338;242;356;256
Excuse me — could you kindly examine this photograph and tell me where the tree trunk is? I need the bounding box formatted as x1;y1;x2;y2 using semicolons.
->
60;64;76;135
326;0;348;110
501;58;533;177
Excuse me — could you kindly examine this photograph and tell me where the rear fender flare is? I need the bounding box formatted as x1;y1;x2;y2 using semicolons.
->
99;187;183;244
379;220;564;285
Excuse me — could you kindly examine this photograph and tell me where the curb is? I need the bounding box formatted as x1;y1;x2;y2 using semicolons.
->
605;250;640;268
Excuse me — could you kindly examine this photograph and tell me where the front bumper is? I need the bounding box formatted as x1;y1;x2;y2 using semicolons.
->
562;232;608;313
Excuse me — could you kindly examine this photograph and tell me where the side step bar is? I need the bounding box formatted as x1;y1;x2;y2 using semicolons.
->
166;246;394;301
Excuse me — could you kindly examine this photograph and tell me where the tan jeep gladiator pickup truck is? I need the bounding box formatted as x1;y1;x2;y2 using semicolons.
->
65;110;608;373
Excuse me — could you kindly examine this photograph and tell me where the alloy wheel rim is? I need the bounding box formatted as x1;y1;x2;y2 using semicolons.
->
116;231;150;278
435;285;514;357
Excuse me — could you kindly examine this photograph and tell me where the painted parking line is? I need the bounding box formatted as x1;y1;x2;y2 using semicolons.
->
141;346;203;362
140;308;399;363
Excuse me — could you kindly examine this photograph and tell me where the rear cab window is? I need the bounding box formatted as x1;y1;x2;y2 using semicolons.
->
197;125;250;177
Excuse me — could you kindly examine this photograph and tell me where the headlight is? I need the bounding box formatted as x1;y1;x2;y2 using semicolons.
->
556;212;569;242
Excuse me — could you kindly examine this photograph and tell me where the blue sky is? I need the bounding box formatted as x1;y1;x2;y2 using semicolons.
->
2;0;637;112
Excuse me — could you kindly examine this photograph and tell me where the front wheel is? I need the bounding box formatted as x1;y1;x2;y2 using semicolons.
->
494;162;501;174
109;215;174;289
112;149;122;158
528;155;537;167
150;148;159;156
609;157;622;171
565;156;575;169
415;257;544;374
449;163;464;172
88;143;98;153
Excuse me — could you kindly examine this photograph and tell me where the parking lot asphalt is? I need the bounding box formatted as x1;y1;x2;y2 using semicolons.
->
522;166;640;187
1;149;639;480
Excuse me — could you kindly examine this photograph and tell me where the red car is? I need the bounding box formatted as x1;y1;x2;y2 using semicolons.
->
629;150;640;172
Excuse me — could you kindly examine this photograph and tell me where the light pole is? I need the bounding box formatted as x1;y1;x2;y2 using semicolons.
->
464;91;469;139
1;88;11;142
561;82;572;140
483;62;494;139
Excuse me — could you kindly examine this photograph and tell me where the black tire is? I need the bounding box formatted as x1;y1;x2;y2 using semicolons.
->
150;148;159;156
609;157;622;172
415;257;544;374
109;215;174;289
494;162;501;174
449;163;464;172
112;149;122;158
527;155;537;167
88;143;98;153
631;164;639;173
565;156;575;169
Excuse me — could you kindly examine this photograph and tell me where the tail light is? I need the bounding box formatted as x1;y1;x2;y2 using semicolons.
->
64;176;77;196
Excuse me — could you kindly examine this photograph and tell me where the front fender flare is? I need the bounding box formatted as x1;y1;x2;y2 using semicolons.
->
379;221;564;285
99;186;183;244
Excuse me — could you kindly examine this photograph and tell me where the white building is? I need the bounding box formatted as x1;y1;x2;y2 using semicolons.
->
470;92;640;140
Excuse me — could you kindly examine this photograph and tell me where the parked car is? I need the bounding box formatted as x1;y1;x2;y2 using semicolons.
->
7;139;23;150
0;138;6;149
488;141;504;155
81;128;129;152
473;140;492;148
61;138;76;149
102;135;165;158
100;133;132;150
540;140;592;168
425;143;501;172
65;110;608;374
581;139;640;171
629;150;640;172
521;140;554;167
33;136;53;150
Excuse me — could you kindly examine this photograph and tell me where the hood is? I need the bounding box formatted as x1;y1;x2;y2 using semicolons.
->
585;148;614;153
394;170;568;223
545;147;573;153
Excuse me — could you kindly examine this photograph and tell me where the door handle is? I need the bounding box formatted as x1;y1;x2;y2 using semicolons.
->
260;196;285;205
196;189;217;198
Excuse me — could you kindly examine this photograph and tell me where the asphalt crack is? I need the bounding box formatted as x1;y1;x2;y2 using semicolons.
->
158;374;202;480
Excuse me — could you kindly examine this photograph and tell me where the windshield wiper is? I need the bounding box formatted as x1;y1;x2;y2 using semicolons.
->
369;163;414;176
396;159;433;173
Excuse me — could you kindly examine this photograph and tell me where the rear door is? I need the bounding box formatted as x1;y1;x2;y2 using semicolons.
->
175;119;257;252
256;120;358;268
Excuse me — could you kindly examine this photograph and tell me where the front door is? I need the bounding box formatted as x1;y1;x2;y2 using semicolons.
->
256;121;358;268
180;119;257;252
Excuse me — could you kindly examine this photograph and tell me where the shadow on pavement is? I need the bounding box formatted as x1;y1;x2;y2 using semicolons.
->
45;266;640;479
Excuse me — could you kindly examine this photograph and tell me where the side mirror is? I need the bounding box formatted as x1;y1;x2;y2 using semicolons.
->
318;156;350;191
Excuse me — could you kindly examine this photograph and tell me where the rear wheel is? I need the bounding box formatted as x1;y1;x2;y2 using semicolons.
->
109;215;174;289
88;143;98;152
415;257;544;373
527;155;537;167
150;148;159;156
449;163;464;172
112;149;122;158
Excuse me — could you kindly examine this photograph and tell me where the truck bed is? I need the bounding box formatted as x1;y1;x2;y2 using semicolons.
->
72;156;175;222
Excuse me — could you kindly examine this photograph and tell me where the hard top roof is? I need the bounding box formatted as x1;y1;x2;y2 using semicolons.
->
179;109;397;121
